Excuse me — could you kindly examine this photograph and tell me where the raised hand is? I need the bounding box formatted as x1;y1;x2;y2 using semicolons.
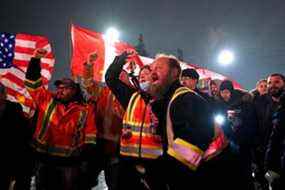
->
87;52;98;65
33;48;48;59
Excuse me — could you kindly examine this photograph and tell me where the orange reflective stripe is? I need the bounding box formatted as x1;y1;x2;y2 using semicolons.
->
38;100;56;140
121;93;163;159
125;92;140;122
31;140;78;157
120;145;163;159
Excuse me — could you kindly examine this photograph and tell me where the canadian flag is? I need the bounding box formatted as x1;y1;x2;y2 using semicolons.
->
71;24;143;82
71;24;242;89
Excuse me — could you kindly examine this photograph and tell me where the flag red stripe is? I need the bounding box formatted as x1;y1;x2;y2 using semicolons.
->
14;46;34;55
3;72;25;88
6;87;34;108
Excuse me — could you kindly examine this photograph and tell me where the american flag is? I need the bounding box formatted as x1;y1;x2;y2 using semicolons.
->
0;32;55;115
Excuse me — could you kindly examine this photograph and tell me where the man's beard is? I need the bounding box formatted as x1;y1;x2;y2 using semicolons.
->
54;94;70;104
269;87;284;98
149;75;173;99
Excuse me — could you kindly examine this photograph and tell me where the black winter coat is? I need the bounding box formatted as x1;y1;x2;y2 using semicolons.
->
0;101;29;169
152;81;214;152
265;95;285;176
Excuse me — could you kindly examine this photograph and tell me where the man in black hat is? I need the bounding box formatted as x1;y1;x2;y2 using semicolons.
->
180;68;210;101
54;78;84;104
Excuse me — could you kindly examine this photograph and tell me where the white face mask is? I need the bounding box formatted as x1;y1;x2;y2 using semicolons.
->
139;81;151;92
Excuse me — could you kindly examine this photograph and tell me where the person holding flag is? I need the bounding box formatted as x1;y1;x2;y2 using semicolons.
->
80;52;125;190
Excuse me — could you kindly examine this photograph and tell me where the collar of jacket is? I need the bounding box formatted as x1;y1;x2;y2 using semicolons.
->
54;99;82;108
139;90;152;103
163;80;182;101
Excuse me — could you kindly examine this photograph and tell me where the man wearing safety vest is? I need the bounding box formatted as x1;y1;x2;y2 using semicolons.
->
24;49;97;190
105;52;165;190
180;68;232;190
149;54;214;189
81;52;125;190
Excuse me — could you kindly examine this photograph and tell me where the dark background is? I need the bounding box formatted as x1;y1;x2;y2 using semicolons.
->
1;0;285;89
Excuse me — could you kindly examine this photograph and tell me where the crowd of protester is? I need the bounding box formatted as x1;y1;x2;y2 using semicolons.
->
0;49;284;190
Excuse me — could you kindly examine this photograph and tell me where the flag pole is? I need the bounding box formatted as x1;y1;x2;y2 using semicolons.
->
68;20;73;79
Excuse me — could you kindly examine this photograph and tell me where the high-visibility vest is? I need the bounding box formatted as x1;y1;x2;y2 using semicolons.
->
120;92;163;159
167;87;229;170
166;87;205;171
25;78;96;157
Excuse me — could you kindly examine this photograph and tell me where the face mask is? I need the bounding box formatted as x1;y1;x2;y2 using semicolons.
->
140;81;150;92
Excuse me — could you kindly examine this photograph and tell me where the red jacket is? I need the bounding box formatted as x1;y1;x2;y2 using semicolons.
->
25;78;96;157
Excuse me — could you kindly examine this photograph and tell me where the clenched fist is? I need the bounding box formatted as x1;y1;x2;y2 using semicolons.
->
33;48;48;59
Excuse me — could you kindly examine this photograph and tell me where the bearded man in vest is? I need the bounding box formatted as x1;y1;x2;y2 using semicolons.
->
24;49;97;190
149;54;214;189
105;52;165;190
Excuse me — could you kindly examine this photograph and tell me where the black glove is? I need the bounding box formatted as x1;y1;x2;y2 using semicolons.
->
26;57;41;81
115;51;131;65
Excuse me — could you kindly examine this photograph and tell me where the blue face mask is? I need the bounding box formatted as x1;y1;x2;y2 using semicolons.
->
139;81;150;92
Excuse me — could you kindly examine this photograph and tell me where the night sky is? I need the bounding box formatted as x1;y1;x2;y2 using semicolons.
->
1;0;285;89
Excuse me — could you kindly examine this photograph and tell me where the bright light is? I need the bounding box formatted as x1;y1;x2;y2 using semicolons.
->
105;27;120;42
214;114;225;125
218;50;235;65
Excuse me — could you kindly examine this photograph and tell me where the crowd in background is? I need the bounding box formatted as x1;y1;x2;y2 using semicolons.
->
0;49;284;190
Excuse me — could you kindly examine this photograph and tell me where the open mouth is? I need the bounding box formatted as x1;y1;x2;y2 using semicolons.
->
151;74;159;84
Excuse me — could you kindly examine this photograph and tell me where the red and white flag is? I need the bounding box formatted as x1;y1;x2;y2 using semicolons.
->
0;32;55;115
71;24;143;82
71;24;242;89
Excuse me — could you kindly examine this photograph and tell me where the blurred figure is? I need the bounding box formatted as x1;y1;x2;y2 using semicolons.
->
209;80;219;100
217;79;257;190
180;68;210;101
252;74;285;190
263;74;285;190
251;79;270;190
265;92;285;190
25;49;97;190
0;83;30;190
257;79;268;96
267;74;285;103
251;79;267;97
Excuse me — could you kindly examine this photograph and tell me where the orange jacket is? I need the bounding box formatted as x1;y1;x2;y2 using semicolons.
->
82;63;124;142
95;87;124;142
120;92;163;159
24;78;96;157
